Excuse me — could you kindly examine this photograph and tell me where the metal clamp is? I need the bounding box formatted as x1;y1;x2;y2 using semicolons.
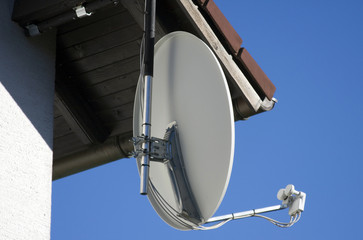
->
132;136;171;162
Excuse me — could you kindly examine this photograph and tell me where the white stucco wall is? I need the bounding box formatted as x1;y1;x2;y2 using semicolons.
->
0;1;56;239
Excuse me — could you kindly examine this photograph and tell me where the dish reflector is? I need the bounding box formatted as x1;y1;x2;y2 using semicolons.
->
133;31;235;230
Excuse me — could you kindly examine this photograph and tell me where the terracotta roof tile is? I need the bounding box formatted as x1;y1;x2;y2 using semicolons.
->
199;0;242;55
237;48;276;100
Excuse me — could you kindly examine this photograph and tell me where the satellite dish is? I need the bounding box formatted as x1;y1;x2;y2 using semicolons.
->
133;31;235;230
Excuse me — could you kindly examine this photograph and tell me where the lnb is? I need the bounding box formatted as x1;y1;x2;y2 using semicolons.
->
277;184;306;216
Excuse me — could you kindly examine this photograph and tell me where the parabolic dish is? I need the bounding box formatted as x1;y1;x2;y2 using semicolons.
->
133;31;235;230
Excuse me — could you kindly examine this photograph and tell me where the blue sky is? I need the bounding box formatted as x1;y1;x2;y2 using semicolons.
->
51;1;363;239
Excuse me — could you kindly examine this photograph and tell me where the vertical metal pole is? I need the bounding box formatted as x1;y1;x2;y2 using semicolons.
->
140;0;156;195
139;75;152;195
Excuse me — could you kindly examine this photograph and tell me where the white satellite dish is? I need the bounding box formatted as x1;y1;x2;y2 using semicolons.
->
133;31;235;230
132;1;306;230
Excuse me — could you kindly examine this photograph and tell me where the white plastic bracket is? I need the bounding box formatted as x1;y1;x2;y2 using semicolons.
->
74;5;92;18
277;184;306;216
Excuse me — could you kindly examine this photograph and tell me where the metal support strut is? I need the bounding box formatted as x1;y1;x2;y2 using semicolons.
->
199;184;306;230
139;0;156;195
207;205;287;223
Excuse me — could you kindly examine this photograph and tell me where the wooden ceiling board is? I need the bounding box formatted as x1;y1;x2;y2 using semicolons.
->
60;41;140;75
96;102;134;123
62;24;141;61
58;10;133;48
75;55;140;85
53;115;73;139
53;132;89;159
81;71;139;98
87;87;137;111
106;117;133;137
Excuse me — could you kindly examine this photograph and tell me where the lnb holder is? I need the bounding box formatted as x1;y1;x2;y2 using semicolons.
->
277;184;306;216
204;184;306;229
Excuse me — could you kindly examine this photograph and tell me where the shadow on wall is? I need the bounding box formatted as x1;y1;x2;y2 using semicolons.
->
0;0;56;149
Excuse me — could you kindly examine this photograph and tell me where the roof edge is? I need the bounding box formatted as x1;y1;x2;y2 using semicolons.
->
196;0;242;55
195;0;276;100
237;48;276;100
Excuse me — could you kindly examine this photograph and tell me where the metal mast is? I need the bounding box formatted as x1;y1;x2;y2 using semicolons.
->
140;0;156;195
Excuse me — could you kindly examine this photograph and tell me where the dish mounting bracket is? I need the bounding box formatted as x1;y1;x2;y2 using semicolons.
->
133;122;203;225
132;136;171;163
